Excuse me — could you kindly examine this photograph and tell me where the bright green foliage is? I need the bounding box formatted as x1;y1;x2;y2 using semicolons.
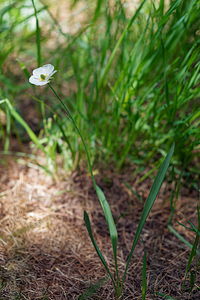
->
0;0;199;178
0;1;198;298
0;98;46;153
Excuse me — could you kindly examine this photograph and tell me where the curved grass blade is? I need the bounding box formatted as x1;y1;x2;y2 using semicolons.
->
1;99;46;154
84;211;116;289
168;224;195;251
95;185;119;288
121;143;175;288
179;212;200;235
48;85;119;284
48;84;119;292
0;1;17;18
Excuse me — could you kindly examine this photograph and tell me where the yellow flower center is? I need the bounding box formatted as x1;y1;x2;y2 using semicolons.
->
40;74;47;81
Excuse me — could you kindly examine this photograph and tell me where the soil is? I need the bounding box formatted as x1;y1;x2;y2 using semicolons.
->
0;152;199;300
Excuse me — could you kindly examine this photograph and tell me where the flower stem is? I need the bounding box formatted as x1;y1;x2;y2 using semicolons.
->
48;83;97;189
31;0;41;67
48;83;120;295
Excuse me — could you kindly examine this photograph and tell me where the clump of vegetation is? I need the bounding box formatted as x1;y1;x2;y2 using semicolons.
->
0;0;199;299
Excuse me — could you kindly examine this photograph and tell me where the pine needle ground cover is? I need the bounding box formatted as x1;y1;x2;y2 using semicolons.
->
0;159;199;299
0;0;200;299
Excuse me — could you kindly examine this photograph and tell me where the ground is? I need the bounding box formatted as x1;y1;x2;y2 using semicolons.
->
0;153;199;299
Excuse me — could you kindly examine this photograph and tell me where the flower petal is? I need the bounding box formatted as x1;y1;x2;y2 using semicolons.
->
29;75;48;86
46;70;57;81
29;64;56;86
36;80;49;86
32;64;54;76
41;64;54;74
32;67;45;76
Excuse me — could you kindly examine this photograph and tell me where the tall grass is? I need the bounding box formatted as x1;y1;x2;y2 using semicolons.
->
0;0;199;177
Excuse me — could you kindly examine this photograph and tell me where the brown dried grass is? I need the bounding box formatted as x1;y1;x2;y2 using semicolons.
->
0;155;199;299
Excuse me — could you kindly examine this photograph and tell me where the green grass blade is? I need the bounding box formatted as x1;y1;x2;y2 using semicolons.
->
83;211;116;289
4;104;10;151
0;1;17;18
92;0;103;24
182;232;199;291
33;161;56;180
98;0;146;89
176;221;196;233
48;85;119;290
3;99;46;154
95;185;119;287
142;241;147;300
160;34;170;109
190;270;195;292
179;212;199;234
0;281;6;291
182;206;200;292
31;0;41;66
168;224;196;251
121;143;175;287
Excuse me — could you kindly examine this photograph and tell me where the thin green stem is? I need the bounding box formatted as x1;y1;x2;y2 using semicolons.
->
48;84;97;189
48;83;119;292
31;0;41;67
168;224;198;252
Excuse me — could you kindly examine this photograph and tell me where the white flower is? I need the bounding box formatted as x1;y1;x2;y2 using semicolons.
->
29;64;57;86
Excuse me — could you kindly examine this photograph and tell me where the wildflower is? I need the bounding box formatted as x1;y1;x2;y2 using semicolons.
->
29;64;57;86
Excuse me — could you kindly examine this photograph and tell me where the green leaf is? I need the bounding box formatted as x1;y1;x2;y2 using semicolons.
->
83;211;116;289
179;212;200;235
190;270;195;292
121;143;175;287
1;99;46;154
182;207;200;292
142;241;147;300
95;185;119;286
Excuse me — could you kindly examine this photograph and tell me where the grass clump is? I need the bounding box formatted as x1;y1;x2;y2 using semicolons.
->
0;0;199;176
0;0;200;298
